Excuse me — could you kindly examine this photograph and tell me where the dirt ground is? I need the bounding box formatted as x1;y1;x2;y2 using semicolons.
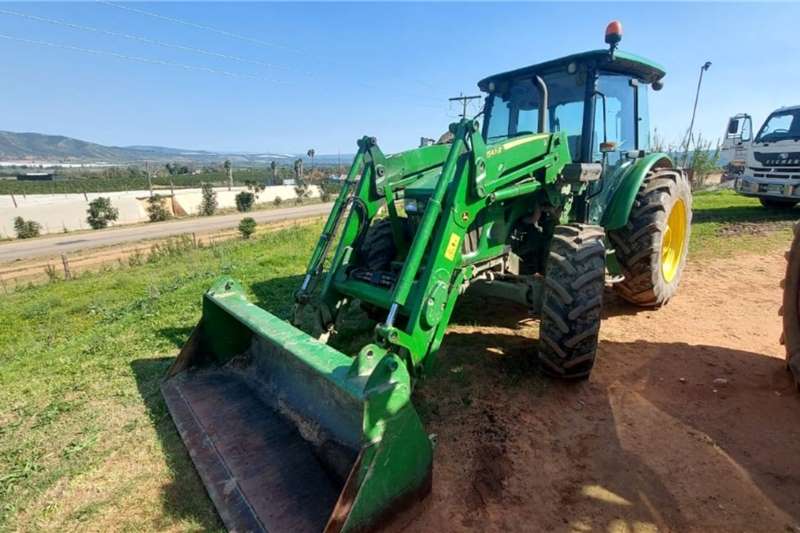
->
391;251;800;533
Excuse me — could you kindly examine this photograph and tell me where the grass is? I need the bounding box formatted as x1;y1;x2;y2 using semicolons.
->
0;189;797;531
0;223;319;531
691;189;796;258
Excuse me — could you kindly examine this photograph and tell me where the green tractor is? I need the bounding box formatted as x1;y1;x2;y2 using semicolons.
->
162;22;691;533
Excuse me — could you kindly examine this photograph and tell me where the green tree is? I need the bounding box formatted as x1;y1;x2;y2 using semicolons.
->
293;158;304;184
13;216;41;239
146;194;171;222
270;160;278;185
307;148;315;173
235;191;255;212
224;159;232;190
273;195;282;206
86;196;119;229
200;183;218;216
238;217;257;239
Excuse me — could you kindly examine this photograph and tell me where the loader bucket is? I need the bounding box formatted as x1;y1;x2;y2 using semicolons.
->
162;277;432;533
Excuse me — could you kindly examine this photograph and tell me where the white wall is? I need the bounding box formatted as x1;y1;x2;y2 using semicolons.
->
0;185;321;237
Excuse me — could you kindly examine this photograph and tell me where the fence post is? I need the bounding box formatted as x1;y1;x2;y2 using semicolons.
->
192;232;197;248
61;253;72;280
1;277;7;295
10;192;16;208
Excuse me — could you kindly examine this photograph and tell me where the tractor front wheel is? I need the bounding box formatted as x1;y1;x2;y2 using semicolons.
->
538;224;606;380
610;167;692;307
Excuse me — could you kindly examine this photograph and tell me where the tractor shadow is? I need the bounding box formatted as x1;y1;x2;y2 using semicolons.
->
130;358;224;532
415;329;800;531
450;287;648;330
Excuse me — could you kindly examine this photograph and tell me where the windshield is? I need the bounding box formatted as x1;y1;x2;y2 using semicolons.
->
483;70;586;158
755;109;800;143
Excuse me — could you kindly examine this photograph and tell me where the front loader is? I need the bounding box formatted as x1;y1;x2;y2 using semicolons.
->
162;22;692;532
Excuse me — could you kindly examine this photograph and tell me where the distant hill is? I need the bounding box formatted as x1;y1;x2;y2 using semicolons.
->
0;130;349;166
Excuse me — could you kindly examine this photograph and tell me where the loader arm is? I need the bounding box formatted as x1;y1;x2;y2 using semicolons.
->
309;118;572;373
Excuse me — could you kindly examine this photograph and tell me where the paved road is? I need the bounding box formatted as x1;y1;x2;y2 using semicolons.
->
0;202;333;263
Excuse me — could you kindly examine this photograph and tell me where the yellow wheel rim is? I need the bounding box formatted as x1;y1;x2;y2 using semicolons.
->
661;199;687;283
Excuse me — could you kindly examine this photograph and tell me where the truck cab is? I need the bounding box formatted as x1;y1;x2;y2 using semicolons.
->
735;106;800;208
720;113;752;181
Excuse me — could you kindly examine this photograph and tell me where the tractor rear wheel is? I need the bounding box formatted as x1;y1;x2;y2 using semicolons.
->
358;218;396;271
781;222;800;391
538;224;606;380
610;167;692;307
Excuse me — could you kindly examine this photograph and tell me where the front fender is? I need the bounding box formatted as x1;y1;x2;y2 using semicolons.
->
600;153;673;231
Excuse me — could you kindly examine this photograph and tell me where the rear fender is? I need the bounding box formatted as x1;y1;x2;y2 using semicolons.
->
600;153;673;231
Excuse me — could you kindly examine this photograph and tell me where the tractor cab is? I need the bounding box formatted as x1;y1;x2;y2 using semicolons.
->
478;47;665;168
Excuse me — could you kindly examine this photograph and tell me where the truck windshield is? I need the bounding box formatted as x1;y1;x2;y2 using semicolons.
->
755;109;800;143
484;70;586;158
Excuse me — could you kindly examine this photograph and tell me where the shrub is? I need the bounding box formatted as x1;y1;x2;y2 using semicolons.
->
686;135;721;190
235;191;255;212
200;183;217;216
146;194;171;222
44;263;59;282
238;217;257;239
294;185;309;205
13;216;41;239
273;196;283;206
320;183;332;203
86;196;119;229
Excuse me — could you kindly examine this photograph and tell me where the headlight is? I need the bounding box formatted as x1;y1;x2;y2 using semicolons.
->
404;198;419;214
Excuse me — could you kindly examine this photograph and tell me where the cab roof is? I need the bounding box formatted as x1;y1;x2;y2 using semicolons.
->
477;49;666;91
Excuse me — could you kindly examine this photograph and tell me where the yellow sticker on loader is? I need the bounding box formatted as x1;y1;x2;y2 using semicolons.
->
444;233;460;261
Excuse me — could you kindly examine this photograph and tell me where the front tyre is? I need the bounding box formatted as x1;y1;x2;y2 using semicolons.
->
610;167;692;307
538;224;606;380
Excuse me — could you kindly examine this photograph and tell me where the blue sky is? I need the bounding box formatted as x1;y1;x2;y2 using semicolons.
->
0;2;796;155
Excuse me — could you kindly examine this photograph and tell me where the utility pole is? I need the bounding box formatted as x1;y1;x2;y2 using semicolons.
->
449;93;482;119
682;61;712;166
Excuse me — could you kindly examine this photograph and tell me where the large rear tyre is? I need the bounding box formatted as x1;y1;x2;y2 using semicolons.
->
781;222;800;391
538;224;606;380
610;167;692;307
358;218;396;271
760;197;798;209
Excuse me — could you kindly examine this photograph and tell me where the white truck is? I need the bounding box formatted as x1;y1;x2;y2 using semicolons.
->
733;106;800;208
720;113;752;181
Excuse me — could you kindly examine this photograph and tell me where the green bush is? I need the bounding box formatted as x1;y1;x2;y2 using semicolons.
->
238;217;257;239
13;216;41;239
273;196;283;206
86;196;119;229
235;191;255;212
146;195;171;222
200;183;217;216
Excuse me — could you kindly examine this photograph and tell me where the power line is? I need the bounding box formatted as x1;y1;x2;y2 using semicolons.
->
98;0;304;55
0;7;298;74
97;0;447;106
0;33;282;82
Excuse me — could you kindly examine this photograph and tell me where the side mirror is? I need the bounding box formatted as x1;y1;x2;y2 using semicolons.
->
600;141;617;153
652;80;664;91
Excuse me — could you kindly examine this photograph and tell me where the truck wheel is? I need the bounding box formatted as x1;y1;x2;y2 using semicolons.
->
760;197;798;209
610;167;692;307
781;222;800;391
538;224;606;380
